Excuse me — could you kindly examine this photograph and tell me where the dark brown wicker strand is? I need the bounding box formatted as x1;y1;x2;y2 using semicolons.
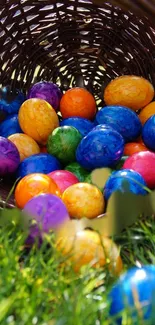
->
0;0;155;208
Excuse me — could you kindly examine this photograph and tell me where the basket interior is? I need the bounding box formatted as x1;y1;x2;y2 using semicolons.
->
0;0;155;207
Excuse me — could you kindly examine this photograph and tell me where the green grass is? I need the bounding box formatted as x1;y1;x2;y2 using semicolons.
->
0;207;155;325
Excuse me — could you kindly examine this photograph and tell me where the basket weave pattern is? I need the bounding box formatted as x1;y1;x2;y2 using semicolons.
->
0;0;155;207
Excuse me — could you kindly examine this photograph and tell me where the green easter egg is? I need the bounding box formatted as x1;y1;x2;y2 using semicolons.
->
115;156;129;170
65;162;90;182
47;126;82;165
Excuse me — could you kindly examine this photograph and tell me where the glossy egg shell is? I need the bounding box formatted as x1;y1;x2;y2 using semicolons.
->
60;117;95;137
16;153;61;179
48;170;79;193
0;136;20;176
8;133;40;161
95;105;142;142
76;127;124;169
0;114;22;138
15;173;61;209
123;151;155;189
104;169;147;200
142;115;155;151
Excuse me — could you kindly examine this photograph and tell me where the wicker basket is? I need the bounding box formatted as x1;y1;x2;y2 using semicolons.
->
0;0;155;208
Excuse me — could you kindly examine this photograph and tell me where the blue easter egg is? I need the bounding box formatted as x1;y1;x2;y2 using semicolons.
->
109;265;155;324
0;86;25;114
95;105;142;142
0;114;22;138
16;153;61;179
104;169;147;200
60;117;94;137
76;127;124;170
142;115;155;151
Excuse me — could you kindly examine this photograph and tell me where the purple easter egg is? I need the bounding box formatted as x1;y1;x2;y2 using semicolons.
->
0;136;20;176
27;81;62;111
23;194;69;232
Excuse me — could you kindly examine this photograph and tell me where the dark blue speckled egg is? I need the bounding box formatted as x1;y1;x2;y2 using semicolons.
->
76;127;124;170
60;117;94;137
16;153;61;179
95;105;142;142
0;114;22;138
109;265;155;324
104;169;147;200
142;115;155;151
0;86;25;114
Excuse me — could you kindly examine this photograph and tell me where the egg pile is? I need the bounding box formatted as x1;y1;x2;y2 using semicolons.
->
0;76;155;274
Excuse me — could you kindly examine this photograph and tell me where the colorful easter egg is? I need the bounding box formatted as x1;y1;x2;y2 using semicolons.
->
124;142;148;156
18;98;59;145
104;169;147;200
60;87;96;120
60;117;95;137
123;151;155;189
47;126;82;165
0;136;20;176
0;114;22;138
48;170;79;193
0;86;25;114
142;115;155;151
109;265;155;324
95;105;142;142
23;194;69;232
16;153;61;179
65;162;90;181
27;81;62;111
76;127;124;169
8;133;40;161
62;183;105;219
15;173;61;209
139;101;155;125
104;76;154;111
56;225;123;274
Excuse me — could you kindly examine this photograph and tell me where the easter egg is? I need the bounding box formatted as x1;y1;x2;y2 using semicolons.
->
18;98;59;145
0;86;25;114
8;133;40;161
0;136;20;176
123;151;155;189
56;225;123;274
142;115;155;151
115;156;129;170
48;170;79;194
76;127;124;169
0;114;22;138
60;117;95;137
95;105;142;142
104;169;147;200
124;142;148;156
16;153;61;179
15;173;61;209
27;81;62;111
65;162;90;181
62;183;105;219
139;101;155;125
60;87;96;120
47;126;82;165
109;265;155;324
23;194;69;232
104;76;154;111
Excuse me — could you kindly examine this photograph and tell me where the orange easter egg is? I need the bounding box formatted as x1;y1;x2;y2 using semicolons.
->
104;75;154;111
15;173;61;209
62;183;105;219
8;133;40;161
60;87;96;120
18;98;59;145
56;225;123;274
124;142;148;156
139;101;155;125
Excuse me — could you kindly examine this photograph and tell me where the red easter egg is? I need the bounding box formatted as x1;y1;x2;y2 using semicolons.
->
48;170;79;193
123;151;155;189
